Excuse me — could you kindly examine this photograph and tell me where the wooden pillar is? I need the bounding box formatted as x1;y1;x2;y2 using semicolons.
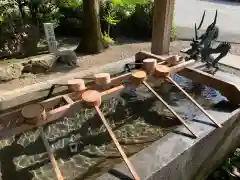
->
151;0;175;55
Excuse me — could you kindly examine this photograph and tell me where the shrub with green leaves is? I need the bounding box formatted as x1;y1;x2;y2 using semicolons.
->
56;0;83;36
0;0;62;58
103;0;177;41
207;148;240;180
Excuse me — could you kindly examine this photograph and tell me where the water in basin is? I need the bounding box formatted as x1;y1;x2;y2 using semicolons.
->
0;74;233;180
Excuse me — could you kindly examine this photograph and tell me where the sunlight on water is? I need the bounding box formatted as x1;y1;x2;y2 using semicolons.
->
0;73;230;180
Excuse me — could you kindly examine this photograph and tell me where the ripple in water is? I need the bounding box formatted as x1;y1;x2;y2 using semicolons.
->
0;74;230;180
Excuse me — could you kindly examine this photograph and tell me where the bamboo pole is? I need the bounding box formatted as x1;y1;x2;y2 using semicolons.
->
40;128;64;180
167;76;222;128
130;69;198;138
142;81;198;138
153;60;221;128
81;90;140;180
95;106;140;180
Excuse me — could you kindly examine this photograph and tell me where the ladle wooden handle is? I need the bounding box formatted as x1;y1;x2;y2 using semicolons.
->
95;106;140;180
143;81;198;138
81;90;140;180
94;73;111;85
67;79;86;92
40;128;64;180
154;60;195;79
167;76;222;128
170;60;195;74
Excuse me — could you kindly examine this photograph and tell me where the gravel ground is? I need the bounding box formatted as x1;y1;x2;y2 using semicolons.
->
0;40;240;91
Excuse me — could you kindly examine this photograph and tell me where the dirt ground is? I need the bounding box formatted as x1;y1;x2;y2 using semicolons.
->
0;39;240;91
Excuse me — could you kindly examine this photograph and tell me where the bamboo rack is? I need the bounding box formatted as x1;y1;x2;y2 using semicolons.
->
0;54;224;140
0;55;182;140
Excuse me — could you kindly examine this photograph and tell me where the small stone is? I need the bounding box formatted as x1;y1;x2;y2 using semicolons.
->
56;50;78;66
0;63;23;81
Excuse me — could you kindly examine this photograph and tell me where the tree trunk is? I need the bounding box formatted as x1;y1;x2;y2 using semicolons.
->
75;0;105;54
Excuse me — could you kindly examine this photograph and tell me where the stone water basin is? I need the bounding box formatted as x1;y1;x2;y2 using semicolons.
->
0;73;236;180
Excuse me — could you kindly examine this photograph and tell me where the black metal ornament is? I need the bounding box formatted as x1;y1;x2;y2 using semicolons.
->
181;10;231;74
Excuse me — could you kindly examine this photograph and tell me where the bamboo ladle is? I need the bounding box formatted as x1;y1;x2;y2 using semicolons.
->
81;90;140;180
131;69;198;138
47;73;111;99
21;104;64;180
21;103;46;125
46;78;86;99
153;60;222;128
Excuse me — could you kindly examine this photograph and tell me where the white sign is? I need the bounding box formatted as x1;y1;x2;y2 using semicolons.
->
43;23;58;53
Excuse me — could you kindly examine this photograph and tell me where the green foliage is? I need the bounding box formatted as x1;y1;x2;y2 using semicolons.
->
0;14;3;25
0;0;179;57
103;32;115;46
102;1;120;37
56;0;83;36
103;14;120;26
171;22;177;41
171;2;177;41
221;148;240;172
117;1;153;39
59;0;82;8
208;148;240;180
0;1;22;34
0;0;61;28
36;0;62;28
112;0;148;5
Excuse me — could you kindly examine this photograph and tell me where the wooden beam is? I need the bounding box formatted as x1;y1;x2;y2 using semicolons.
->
151;0;175;55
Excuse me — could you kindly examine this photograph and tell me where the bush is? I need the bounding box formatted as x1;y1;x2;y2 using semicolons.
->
112;1;177;41
56;0;83;36
0;0;178;59
207;148;240;179
118;2;153;39
171;20;177;41
0;0;61;59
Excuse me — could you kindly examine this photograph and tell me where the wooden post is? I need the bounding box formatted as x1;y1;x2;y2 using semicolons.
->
151;0;175;55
